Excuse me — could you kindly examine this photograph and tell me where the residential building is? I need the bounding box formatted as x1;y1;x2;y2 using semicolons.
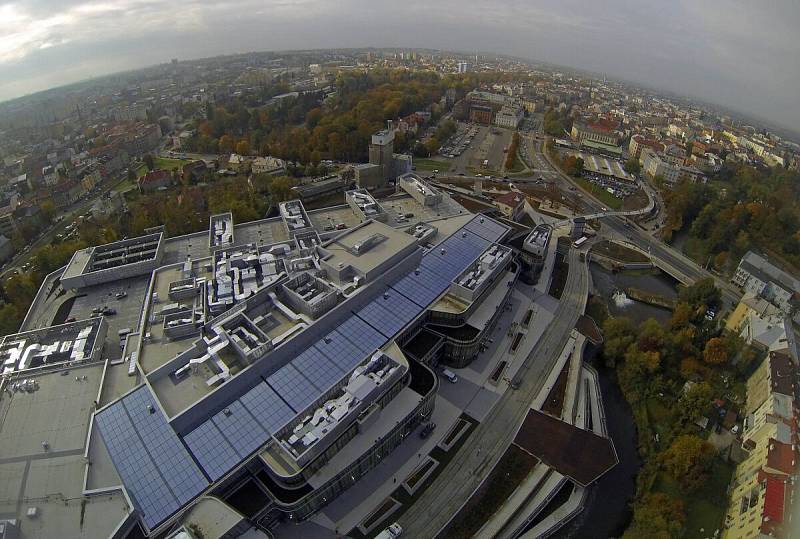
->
732;251;800;317
42;165;58;186
570;120;623;148
469;104;493;125
641;149;679;185
722;349;797;539
251;156;285;176
51;180;85;208
227;153;248;174
628;134;665;160
494;105;523;129
138;169;173;193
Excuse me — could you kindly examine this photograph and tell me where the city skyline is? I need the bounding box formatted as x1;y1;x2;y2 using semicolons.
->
1;1;798;131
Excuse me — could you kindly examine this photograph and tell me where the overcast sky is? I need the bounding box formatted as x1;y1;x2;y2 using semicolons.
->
1;0;798;129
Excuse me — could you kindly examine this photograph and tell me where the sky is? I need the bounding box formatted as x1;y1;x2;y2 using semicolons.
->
0;0;798;130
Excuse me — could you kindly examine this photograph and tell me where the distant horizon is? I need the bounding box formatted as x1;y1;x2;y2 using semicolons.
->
1;44;798;142
0;1;797;135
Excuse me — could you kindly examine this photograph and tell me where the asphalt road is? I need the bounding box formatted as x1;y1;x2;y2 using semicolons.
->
398;248;589;538
536;140;741;307
0;174;131;280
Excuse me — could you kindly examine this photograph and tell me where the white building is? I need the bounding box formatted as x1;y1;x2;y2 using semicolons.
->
732;251;799;317
494;105;523;129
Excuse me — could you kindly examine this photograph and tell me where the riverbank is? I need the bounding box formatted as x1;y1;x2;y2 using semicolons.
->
552;345;639;538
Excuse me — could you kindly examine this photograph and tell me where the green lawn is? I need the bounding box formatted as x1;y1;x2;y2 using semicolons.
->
134;164;148;178
652;459;734;538
153;156;189;171
414;158;450;172
574;177;623;210
505;150;526;174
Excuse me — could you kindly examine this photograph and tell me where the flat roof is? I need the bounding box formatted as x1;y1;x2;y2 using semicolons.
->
513;409;617;487
94;214;510;532
0;363;131;538
0;317;105;375
321;220;416;275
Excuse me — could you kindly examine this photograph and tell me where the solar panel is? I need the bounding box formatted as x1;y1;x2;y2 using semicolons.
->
292;345;346;392
95;402;176;528
122;389;208;505
184;420;240;481
464;216;508;242
334;317;386;355
355;289;422;338
95;387;210;529
240;381;296;433
211;400;269;459
421;253;461;281
317;327;373;372
391;270;444;307
267;363;321;412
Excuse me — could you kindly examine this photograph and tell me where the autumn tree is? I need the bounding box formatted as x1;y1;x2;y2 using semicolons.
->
235;140;251;156
661;435;716;493
677;381;713;423
39;200;56;224
601;317;636;367
703;337;728;365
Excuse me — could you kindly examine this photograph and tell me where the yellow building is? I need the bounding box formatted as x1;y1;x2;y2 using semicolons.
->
723;418;794;538
722;351;797;539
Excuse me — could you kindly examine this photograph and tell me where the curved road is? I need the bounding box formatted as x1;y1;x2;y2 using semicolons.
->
398;248;589;538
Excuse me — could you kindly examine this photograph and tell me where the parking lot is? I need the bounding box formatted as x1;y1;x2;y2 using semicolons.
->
68;276;150;360
438;123;480;158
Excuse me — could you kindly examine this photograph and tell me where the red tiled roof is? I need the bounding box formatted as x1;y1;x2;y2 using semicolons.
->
766;439;796;475
139;169;171;185
761;476;786;528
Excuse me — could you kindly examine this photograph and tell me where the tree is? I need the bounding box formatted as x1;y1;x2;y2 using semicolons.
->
661;435;715;493
425;137;440;155
637;318;666;352
624;492;686;539
340;167;356;184
624;159;641;175
143;154;155;171
235;140;251;156
219;135;235;154
703;337;728;365
268;176;295;202
40;201;56;224
0;302;21;337
678;278;720;310
602;317;636;366
677;381;713;423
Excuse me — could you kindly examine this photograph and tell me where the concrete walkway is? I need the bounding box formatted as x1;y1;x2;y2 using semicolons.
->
519;484;587;539
474;464;550;539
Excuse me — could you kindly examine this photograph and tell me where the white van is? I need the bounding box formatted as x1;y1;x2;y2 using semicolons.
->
442;369;458;383
376;523;403;539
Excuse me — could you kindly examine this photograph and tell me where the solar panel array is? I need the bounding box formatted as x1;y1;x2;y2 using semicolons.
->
97;215;509;530
95;387;209;529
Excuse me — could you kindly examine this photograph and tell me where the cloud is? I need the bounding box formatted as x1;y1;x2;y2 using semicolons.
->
0;0;797;130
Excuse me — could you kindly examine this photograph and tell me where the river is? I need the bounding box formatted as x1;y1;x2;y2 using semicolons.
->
552;264;680;538
552;345;641;539
589;264;678;325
